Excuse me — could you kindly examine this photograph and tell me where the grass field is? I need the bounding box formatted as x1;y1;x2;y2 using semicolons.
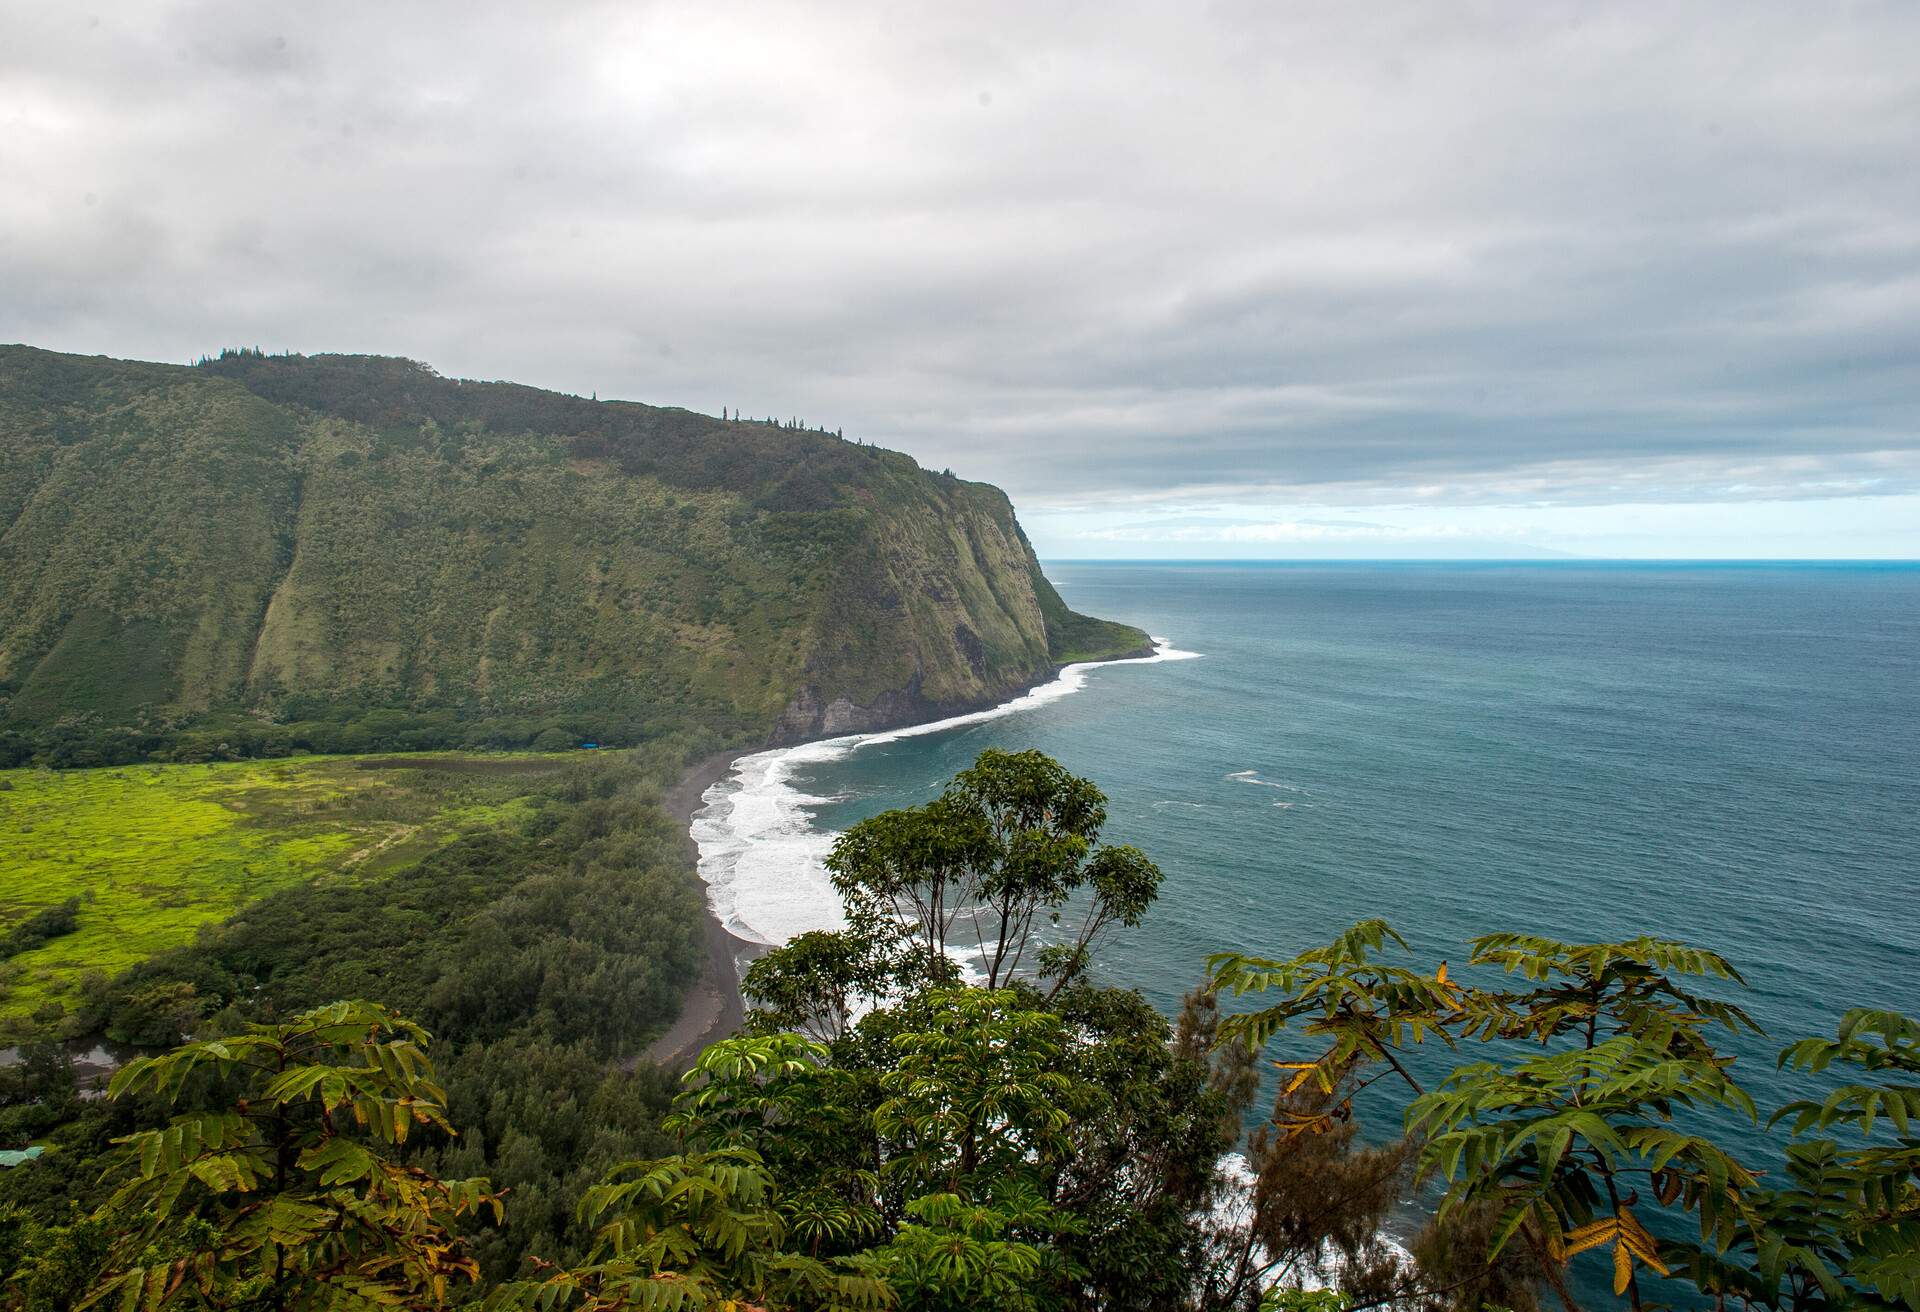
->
0;753;574;1027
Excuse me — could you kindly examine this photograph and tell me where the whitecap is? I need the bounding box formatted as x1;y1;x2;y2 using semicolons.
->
1226;769;1304;793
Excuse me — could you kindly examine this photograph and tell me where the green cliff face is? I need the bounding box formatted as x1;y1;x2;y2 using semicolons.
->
0;347;1148;751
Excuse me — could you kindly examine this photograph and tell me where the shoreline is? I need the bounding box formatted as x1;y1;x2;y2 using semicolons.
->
635;748;759;1070
638;642;1174;1070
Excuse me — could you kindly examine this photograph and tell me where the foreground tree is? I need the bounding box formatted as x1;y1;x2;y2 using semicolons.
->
727;751;1233;1310
1210;922;1920;1312
1209;925;1764;1309
87;1000;501;1312
664;989;1095;1305
1677;1009;1920;1312
856;1188;1069;1312
485;1147;890;1312
797;748;1163;1006
1408;935;1763;1310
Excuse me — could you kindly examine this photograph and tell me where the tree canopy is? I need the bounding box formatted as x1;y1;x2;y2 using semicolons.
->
3;750;1913;1312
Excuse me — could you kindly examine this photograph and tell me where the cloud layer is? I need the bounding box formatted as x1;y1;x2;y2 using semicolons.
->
4;1;1917;529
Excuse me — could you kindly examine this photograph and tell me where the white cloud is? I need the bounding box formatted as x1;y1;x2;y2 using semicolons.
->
2;1;1917;552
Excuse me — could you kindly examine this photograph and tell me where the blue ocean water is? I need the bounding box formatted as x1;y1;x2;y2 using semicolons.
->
695;562;1919;1257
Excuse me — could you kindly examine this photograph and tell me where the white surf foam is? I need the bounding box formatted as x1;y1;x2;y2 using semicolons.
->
690;638;1199;950
1226;768;1313;807
1212;1152;1418;1295
1226;769;1302;791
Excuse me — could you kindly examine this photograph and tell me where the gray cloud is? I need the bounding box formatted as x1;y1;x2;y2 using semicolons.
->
3;0;1916;509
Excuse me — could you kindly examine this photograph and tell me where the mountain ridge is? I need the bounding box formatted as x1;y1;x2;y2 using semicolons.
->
0;345;1149;764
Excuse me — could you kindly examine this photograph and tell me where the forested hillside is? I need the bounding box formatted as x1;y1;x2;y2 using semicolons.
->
0;346;1147;764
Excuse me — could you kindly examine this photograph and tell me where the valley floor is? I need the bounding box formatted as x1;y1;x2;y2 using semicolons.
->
0;755;567;1032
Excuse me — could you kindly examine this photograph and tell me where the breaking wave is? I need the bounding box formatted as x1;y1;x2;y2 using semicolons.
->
690;638;1199;949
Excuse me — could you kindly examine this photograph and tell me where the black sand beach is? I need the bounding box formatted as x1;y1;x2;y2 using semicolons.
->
636;749;758;1069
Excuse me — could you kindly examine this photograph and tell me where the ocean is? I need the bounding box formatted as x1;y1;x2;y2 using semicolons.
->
692;561;1920;1253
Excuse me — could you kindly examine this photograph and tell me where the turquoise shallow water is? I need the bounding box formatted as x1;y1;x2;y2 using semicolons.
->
697;561;1919;1277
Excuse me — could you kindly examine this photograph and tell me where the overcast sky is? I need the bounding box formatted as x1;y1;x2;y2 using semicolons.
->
5;2;1917;557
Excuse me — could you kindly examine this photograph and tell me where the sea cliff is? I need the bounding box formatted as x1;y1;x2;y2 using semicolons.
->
0;346;1147;758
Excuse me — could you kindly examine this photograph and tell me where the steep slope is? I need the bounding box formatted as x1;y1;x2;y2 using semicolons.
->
0;352;300;726
0;347;1147;760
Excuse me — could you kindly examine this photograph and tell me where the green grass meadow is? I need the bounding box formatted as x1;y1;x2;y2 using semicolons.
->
0;754;569;1025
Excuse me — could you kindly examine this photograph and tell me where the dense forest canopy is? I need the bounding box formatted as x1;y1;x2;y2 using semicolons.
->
2;750;1912;1312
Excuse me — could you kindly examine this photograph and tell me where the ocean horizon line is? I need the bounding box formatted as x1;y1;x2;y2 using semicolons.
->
1039;556;1920;567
